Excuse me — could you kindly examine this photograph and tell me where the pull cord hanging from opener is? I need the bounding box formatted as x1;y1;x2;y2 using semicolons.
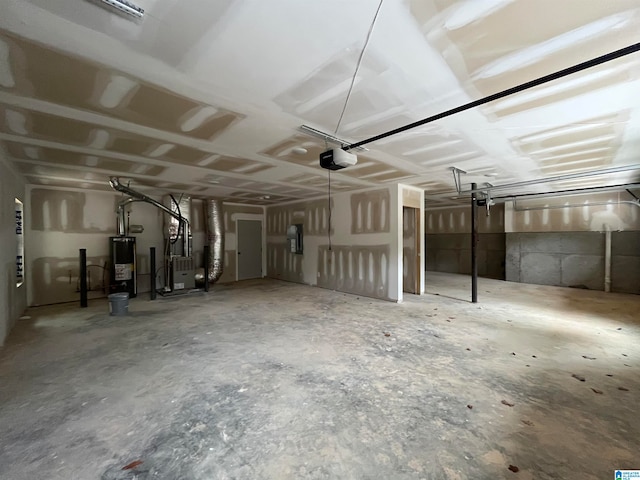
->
327;0;384;251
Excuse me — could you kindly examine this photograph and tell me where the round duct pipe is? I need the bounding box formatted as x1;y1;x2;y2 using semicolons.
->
205;199;224;284
163;194;192;256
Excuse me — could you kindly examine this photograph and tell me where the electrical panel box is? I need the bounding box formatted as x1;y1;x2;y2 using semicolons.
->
286;224;303;254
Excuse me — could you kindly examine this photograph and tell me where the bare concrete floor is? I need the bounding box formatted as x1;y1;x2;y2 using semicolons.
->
0;273;639;480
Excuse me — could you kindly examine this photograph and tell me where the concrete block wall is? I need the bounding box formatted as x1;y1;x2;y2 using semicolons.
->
611;231;640;294
426;233;505;279
506;232;605;289
425;204;505;280
505;196;640;294
506;231;639;294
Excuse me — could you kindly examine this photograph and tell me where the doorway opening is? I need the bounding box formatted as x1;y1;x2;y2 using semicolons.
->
402;206;420;294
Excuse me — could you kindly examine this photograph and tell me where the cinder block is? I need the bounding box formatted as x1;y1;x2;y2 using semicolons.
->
505;234;521;282
476;250;488;277
487;250;505;280
560;255;604;290
518;232;603;255
611;255;640;294
518;232;561;253
425;247;437;270
481;233;506;252
612;231;640;257
441;234;469;250
459;250;471;275
435;250;460;274
521;253;561;286
558;232;604;255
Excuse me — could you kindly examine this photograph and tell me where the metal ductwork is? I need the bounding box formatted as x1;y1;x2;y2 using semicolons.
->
204;199;224;284
164;194;191;242
110;177;191;248
163;194;192;257
110;177;189;231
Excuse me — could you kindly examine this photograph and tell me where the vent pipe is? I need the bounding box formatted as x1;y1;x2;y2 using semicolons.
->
163;194;192;257
109;177;190;239
204;199;224;284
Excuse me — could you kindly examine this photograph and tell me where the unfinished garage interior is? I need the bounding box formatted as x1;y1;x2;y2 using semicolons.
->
1;0;639;478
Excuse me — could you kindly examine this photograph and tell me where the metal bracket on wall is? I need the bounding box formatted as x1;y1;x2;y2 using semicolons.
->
477;183;495;216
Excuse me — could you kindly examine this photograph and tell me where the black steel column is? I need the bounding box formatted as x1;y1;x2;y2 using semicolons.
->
471;183;478;303
203;245;210;292
150;247;156;300
79;249;88;308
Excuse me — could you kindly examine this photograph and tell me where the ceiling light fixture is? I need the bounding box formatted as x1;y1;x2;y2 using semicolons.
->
299;125;368;151
99;0;144;18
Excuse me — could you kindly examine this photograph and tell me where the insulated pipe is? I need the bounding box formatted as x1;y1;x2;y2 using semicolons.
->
204;199;224;284
604;227;612;293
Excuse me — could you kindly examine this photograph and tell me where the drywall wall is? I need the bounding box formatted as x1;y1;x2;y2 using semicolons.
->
26;186;164;305
504;192;640;233
425;204;506;279
0;155;27;345
26;186;260;305
505;194;640;294
266;186;403;301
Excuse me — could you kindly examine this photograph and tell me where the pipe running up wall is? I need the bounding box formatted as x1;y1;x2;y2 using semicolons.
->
604;227;612;293
109;178;190;234
204;199;224;284
164;194;192;257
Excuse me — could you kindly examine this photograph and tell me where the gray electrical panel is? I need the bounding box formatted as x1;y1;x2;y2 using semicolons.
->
286;224;303;254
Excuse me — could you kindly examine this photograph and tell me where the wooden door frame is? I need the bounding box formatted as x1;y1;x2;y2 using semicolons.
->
402;206;421;295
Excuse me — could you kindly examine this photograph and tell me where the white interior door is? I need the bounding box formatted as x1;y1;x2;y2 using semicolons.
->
237;219;263;280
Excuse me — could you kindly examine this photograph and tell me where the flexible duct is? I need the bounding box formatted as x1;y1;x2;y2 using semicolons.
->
204;199;224;284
